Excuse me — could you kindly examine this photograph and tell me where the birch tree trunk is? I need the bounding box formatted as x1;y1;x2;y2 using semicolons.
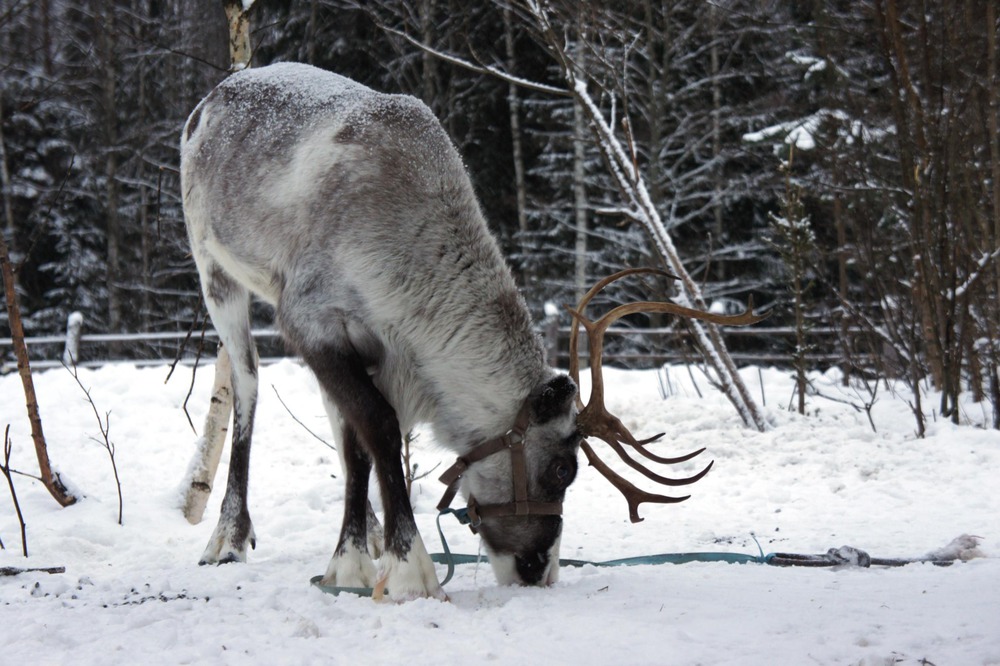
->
709;1;725;283
223;0;253;70
182;345;233;523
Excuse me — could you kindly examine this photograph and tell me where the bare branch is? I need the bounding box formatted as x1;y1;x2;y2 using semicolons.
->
1;425;29;556
64;362;124;525
271;384;336;452
374;21;570;97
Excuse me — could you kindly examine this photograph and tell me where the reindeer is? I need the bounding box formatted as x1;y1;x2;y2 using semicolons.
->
181;63;756;601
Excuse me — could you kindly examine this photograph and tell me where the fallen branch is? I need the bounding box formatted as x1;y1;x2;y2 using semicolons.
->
1;566;65;576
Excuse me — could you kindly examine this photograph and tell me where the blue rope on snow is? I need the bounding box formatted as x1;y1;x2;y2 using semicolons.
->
313;508;765;597
310;508;960;597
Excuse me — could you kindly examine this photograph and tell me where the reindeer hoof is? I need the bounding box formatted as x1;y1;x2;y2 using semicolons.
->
321;544;376;588
374;534;445;602
199;515;256;565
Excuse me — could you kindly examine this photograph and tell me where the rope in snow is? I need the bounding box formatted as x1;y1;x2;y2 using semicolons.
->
309;509;979;598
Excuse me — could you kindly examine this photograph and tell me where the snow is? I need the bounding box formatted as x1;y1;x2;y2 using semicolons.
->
2;360;998;665
787;52;828;77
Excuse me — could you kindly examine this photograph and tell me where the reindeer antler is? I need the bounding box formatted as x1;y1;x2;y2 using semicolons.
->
567;268;769;522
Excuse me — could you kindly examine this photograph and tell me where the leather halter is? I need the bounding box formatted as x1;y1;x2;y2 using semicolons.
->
436;402;563;531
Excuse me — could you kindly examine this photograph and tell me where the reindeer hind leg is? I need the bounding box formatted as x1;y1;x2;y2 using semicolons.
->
297;343;442;600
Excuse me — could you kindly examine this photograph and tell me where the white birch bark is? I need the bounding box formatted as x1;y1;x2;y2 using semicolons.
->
181;346;233;523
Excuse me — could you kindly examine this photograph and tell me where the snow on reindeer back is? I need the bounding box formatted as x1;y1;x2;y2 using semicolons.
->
216;63;434;135
222;62;374;109
204;62;455;174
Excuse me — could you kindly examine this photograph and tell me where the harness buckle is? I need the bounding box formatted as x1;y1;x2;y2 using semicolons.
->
465;498;482;533
505;428;525;447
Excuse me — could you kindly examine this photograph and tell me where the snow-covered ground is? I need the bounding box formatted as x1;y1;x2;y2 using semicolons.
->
1;360;998;665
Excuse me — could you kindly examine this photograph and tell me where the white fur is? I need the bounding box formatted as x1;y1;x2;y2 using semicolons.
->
267;119;370;210
321;543;377;589
374;533;445;602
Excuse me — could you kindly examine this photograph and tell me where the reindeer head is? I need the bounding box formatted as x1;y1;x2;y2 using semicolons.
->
438;373;580;586
438;268;766;587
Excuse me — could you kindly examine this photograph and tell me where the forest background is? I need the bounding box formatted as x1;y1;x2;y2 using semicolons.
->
2;0;999;427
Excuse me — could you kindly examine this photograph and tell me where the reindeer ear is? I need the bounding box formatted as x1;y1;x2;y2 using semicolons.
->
531;375;577;424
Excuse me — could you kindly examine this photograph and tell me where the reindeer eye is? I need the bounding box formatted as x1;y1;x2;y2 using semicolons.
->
546;456;577;489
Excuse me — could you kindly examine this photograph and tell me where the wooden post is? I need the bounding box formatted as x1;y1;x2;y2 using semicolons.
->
63;311;83;366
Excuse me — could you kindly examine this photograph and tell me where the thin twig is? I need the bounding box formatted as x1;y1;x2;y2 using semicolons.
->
810;388;864;412
2;425;28;556
270;385;336;451
165;296;204;384
402;431;440;498
64;362;124;525
155;166;164;240
180;320;209;435
9;468;42;482
685;363;704;399
404;430;415;497
411;461;441;485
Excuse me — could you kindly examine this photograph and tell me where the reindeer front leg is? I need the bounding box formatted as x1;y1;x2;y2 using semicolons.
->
198;266;258;564
366;426;443;602
297;342;443;601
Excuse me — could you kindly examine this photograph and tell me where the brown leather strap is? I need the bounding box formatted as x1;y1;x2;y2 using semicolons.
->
438;436;512;488
436;401;562;522
510;439;529;507
436;436;513;512
468;497;563;523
